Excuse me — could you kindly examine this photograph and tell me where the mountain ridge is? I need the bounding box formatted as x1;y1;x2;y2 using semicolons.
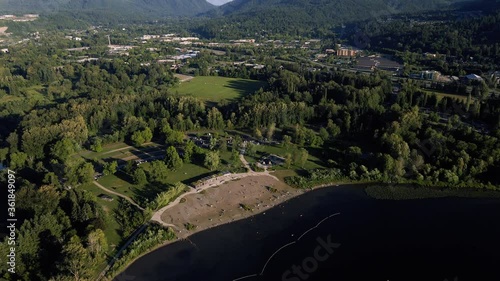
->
0;0;215;17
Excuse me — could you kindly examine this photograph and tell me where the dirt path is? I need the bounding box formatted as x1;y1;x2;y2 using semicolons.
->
93;181;145;211
240;154;252;171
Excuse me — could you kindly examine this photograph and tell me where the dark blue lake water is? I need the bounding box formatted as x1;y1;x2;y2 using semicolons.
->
115;185;500;281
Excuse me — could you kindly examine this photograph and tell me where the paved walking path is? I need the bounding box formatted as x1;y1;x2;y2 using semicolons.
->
93;181;145;211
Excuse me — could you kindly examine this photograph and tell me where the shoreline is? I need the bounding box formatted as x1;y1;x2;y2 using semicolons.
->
106;179;496;280
110;178;358;280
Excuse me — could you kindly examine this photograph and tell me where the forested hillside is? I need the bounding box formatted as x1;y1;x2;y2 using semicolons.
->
197;0;470;38
0;0;215;17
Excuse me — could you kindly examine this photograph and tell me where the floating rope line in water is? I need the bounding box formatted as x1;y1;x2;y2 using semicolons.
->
232;212;341;281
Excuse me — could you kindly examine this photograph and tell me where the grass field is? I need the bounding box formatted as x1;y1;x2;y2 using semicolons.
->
245;144;326;171
424;89;470;102
172;76;267;102
81;183;122;252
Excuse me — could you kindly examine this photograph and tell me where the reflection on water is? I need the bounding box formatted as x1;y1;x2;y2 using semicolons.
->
116;185;500;281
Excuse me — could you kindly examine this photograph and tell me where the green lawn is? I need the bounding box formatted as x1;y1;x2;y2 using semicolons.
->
78;142;164;161
424;89;470;102
97;174;136;197
246;144;326;170
81;183;122;253
172;76;267;102
139;162;216;186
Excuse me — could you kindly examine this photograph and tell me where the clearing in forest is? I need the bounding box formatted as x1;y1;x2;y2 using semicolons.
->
173;76;267;102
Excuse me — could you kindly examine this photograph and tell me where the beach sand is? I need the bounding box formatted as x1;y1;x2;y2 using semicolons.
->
159;174;303;239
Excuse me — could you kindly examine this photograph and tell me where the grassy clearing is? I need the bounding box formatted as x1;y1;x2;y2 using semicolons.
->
81;183;122;252
78;142;164;161
245;144;326;170
423;89;470;102
173;76;267;102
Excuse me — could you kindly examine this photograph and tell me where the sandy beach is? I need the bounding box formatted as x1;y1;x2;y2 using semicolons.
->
159;174;303;239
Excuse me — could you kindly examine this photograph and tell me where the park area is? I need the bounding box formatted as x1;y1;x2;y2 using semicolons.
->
172;76;267;102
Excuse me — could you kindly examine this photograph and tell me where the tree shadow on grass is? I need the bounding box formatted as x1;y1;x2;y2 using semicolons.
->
223;79;267;100
130;182;171;204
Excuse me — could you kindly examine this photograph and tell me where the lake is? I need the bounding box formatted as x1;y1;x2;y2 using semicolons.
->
115;185;500;281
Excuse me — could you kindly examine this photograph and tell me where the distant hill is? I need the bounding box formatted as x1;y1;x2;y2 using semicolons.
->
0;0;215;17
212;0;467;19
195;0;473;38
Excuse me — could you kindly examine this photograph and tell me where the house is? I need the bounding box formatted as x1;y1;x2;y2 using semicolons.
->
1;48;8;53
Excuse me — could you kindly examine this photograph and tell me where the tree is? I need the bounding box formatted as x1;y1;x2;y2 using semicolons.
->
319;127;329;141
10;152;28;170
166;130;185;145
246;142;257;157
254;128;263;140
347;146;362;161
207;107;225;129
219;139;227;152
59;236;93;281
327;119;341;138
77;163;94;184
283;135;292;149
266;123;276;140
131;128;153;146
148;160;169;183
43;172;59;186
183;140;195;163
285;153;292;169
86;229;107;261
231;148;240;163
103;161;118;175
294;149;309;168
209;137;217;150
204;151;220;171
0;147;8;164
133;168;147;185
89;137;102;152
165;146;183;170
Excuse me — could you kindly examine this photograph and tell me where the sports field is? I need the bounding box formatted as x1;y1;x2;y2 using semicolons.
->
173;76;267;102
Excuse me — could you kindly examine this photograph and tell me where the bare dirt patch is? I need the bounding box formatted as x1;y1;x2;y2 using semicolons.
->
174;73;195;82
160;175;302;239
0;26;8;35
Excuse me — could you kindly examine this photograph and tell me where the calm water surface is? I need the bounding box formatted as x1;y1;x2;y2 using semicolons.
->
115;185;500;281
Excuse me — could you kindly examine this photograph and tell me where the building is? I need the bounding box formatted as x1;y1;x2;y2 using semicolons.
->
337;48;357;57
464;74;484;82
231;39;255;44
1;48;9;53
410;70;441;80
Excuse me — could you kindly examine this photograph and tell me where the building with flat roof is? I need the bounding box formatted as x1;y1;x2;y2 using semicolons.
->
337;48;357;57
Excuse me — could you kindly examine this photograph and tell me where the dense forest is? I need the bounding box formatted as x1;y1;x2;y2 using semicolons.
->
1;2;500;280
